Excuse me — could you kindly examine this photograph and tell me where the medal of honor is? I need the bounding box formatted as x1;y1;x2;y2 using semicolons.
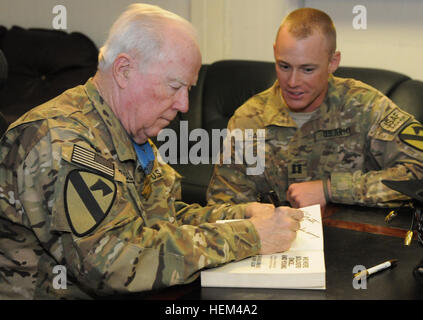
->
132;139;156;200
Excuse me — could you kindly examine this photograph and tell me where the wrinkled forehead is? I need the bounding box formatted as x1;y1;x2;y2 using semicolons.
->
145;32;201;86
157;22;200;59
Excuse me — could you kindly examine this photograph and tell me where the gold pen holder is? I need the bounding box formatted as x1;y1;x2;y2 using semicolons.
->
385;210;397;223
404;230;414;246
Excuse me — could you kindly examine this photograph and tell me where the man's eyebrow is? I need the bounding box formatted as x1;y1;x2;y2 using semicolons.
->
168;77;189;86
276;60;318;68
276;59;290;65
300;63;318;68
172;77;200;88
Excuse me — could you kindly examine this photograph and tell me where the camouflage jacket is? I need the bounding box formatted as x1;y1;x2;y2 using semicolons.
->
0;79;260;299
207;76;423;207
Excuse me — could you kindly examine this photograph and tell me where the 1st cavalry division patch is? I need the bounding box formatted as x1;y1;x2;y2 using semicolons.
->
399;123;423;152
64;170;116;237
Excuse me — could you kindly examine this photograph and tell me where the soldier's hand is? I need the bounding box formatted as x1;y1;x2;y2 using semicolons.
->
286;180;330;209
244;202;275;218
249;206;303;254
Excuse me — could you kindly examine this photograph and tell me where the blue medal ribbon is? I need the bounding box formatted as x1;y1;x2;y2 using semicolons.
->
132;140;155;174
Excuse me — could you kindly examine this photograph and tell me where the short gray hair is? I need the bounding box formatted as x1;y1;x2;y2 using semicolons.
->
98;3;196;71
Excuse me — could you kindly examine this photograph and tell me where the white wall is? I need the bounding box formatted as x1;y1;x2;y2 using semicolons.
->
0;0;422;80
191;0;301;63
306;0;423;81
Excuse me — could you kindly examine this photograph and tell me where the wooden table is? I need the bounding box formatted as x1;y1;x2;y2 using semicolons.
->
139;204;423;301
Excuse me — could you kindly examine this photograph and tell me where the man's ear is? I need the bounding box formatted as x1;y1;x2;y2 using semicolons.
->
112;53;132;88
328;51;341;74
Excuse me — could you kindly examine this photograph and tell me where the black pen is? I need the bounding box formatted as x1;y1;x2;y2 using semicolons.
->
267;190;290;207
268;190;281;206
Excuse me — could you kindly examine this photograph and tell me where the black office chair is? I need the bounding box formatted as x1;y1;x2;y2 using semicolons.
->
0;49;9;137
0;48;6;85
0;111;8;137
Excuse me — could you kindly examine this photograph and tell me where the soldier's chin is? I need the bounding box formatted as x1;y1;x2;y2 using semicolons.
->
145;126;166;140
132;130;149;144
285;97;314;112
133;136;148;144
286;102;308;112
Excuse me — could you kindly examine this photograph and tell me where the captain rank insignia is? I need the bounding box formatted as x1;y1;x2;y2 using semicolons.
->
288;160;308;179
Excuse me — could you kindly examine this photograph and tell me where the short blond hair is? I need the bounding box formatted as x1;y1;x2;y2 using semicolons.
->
277;8;337;55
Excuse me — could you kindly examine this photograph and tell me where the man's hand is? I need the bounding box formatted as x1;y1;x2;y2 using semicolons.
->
286;180;330;208
244;202;275;218
247;204;304;254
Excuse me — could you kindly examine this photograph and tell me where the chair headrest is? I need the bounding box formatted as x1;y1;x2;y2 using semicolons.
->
0;49;7;88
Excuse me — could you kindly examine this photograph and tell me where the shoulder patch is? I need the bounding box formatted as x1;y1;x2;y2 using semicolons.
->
399;122;423;152
64;170;116;237
71;144;114;178
380;109;410;133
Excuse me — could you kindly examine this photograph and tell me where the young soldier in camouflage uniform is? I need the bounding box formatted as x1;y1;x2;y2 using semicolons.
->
0;4;303;299
207;8;423;209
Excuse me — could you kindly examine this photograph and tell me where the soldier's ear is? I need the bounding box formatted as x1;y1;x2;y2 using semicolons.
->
328;51;341;74
112;53;132;88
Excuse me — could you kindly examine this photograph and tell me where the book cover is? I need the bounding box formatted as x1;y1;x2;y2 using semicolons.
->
201;204;326;289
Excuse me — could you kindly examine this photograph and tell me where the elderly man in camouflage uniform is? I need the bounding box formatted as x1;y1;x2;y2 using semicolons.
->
207;8;423;209
0;4;303;299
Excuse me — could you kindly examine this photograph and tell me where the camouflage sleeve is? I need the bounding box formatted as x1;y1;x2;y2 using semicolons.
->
174;201;249;225
330;97;423;207
207;164;260;205
13;125;261;296
165;162;251;224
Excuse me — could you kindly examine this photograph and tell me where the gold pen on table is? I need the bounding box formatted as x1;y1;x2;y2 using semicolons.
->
353;259;398;279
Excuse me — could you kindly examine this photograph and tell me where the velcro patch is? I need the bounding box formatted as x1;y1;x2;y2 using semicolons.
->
399;122;423;152
314;127;352;141
64;170;116;237
380;109;410;133
71;144;114;178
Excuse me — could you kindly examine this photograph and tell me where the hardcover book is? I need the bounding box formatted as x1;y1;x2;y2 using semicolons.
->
201;204;326;289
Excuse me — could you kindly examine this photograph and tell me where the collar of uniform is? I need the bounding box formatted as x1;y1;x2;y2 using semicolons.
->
318;74;339;115
320;74;340;113
261;80;297;128
84;78;136;162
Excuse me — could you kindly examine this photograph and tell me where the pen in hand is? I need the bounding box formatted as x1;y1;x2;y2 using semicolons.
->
353;259;398;279
266;190;290;207
266;190;310;236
